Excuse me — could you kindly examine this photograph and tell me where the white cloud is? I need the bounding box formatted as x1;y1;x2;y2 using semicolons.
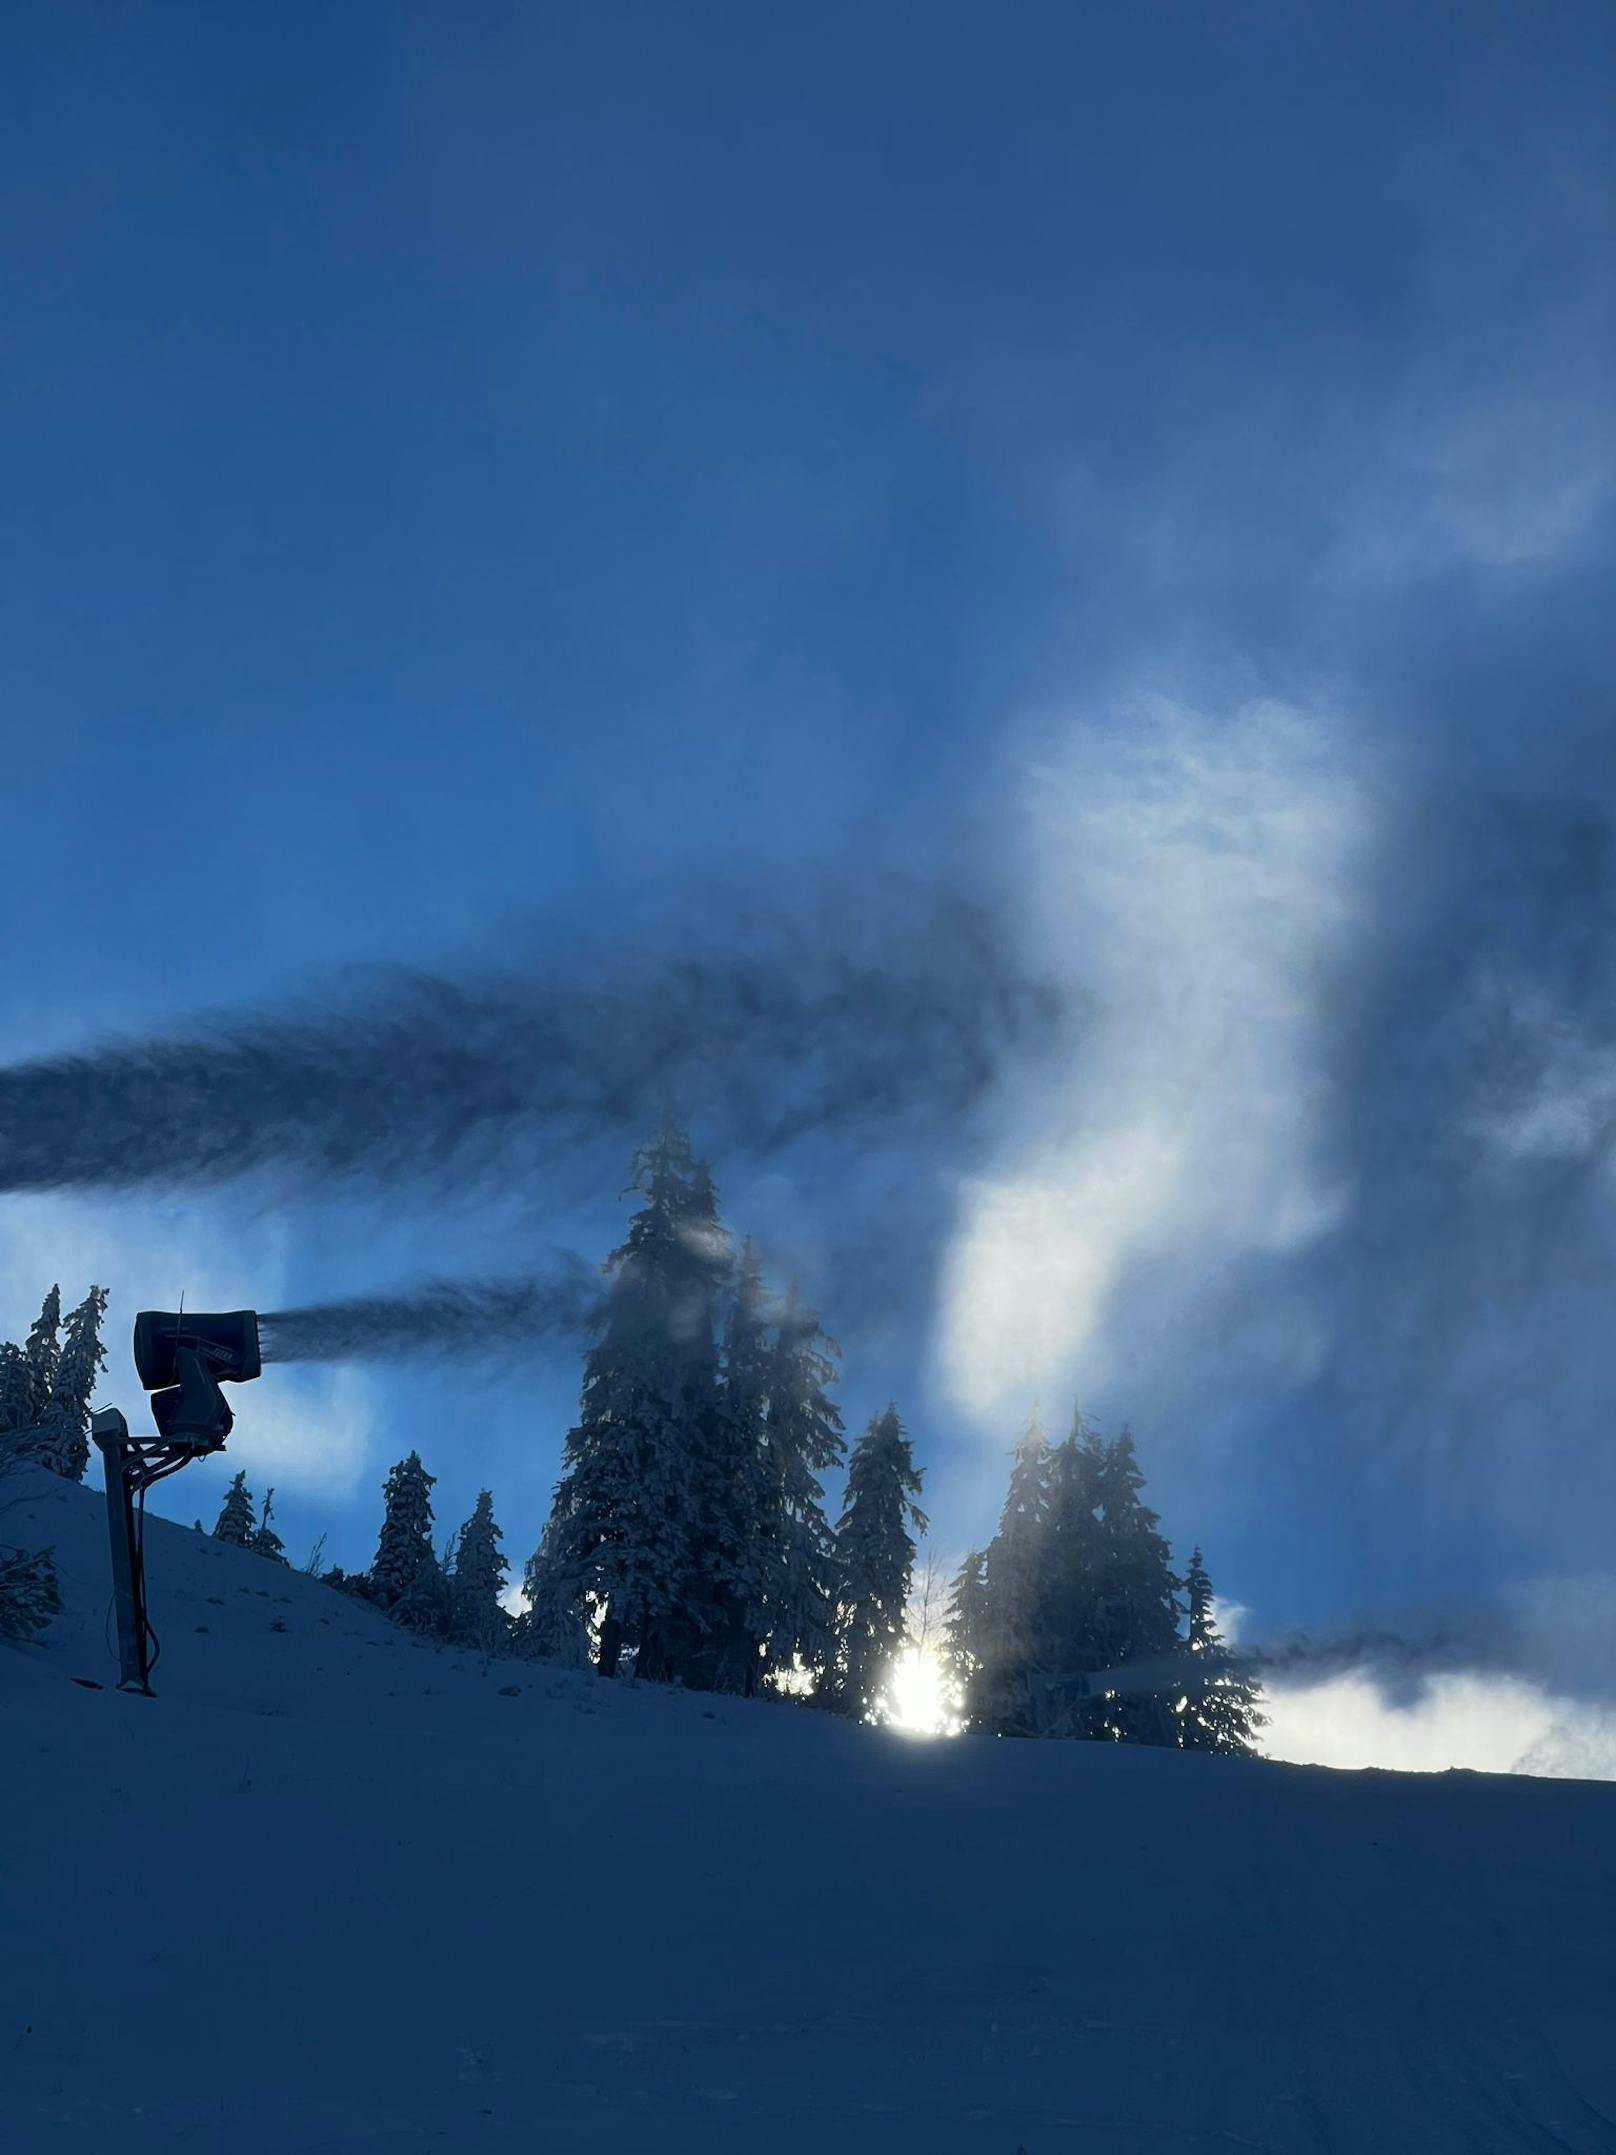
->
938;696;1368;1427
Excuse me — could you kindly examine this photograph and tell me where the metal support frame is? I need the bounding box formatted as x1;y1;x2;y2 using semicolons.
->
91;1406;212;1695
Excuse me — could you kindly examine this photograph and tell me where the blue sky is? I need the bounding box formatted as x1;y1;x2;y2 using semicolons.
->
4;4;1615;1757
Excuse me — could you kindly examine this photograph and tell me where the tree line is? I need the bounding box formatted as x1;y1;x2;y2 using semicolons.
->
310;1126;1260;1754
311;1125;928;1718
0;1135;1264;1758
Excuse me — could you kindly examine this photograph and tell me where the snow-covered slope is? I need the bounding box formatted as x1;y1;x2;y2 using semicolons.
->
4;1468;1614;2155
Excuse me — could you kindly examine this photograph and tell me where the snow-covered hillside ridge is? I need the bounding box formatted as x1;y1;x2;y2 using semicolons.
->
4;1469;1615;2155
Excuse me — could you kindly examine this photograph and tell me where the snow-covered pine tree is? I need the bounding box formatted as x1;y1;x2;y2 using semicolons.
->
518;1508;592;1669
833;1404;927;1719
545;1124;733;1685
678;1237;774;1695
38;1285;109;1481
0;1342;32;1434
1090;1426;1183;1746
249;1486;288;1564
976;1410;1053;1736
758;1280;844;1693
450;1489;510;1656
213;1470;257;1547
1030;1410;1110;1737
1179;1547;1265;1757
943;1548;991;1730
371;1451;447;1634
23;1287;62;1429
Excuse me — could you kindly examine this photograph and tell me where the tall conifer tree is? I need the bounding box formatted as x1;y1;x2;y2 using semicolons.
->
977;1411;1052;1735
695;1239;774;1694
451;1489;511;1656
519;1510;592;1669
546;1124;731;1684
22;1287;61;1428
40;1286;109;1481
759;1282;844;1689
833;1404;927;1719
1179;1548;1265;1757
373;1451;446;1633
0;1344;32;1436
1089;1427;1183;1745
943;1548;991;1730
1030;1411;1110;1736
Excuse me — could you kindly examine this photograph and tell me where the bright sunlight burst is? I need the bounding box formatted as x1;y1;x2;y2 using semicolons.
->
878;1647;963;1739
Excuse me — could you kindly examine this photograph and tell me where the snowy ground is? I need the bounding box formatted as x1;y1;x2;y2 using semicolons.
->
4;1467;1614;2155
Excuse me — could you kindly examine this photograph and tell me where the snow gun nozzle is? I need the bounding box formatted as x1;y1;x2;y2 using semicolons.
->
132;1309;262;1449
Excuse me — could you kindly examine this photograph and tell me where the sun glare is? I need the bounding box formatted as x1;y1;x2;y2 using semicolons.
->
879;1647;962;1739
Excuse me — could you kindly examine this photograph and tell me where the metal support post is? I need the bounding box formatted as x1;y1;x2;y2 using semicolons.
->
92;1406;206;1695
92;1408;149;1692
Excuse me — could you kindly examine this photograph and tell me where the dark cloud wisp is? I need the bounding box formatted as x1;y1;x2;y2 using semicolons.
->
0;888;1065;1202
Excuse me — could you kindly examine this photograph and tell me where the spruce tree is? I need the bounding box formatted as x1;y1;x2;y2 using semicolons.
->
0;1344;31;1436
450;1489;510;1656
1179;1547;1265;1757
22;1286;61;1429
833;1404;927;1719
977;1411;1052;1736
546;1124;732;1684
759;1282;844;1691
249;1486;288;1564
689;1238;774;1695
1090;1427;1183;1745
372;1451;446;1634
213;1470;257;1547
518;1509;592;1669
1031;1411;1110;1737
39;1286;109;1481
943;1548;991;1730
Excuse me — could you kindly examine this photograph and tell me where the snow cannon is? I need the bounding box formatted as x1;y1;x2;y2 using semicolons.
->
133;1308;261;1448
91;1310;264;1696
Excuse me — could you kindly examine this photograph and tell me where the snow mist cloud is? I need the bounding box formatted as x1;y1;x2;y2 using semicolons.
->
0;885;1063;1203
259;1264;602;1366
940;698;1368;1425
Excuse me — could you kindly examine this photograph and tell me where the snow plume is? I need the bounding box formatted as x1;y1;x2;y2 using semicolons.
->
1220;1577;1616;1703
940;698;1369;1425
259;1263;602;1366
1264;1672;1616;1781
1245;1585;1616;1781
220;1365;374;1500
0;884;1061;1203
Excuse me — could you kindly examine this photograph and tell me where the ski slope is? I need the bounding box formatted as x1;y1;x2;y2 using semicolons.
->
4;1466;1614;2155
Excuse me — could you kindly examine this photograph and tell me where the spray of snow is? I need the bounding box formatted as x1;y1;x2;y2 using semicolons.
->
940;697;1368;1426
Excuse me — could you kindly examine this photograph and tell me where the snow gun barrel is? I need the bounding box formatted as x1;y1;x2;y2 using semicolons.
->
133;1309;262;1447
